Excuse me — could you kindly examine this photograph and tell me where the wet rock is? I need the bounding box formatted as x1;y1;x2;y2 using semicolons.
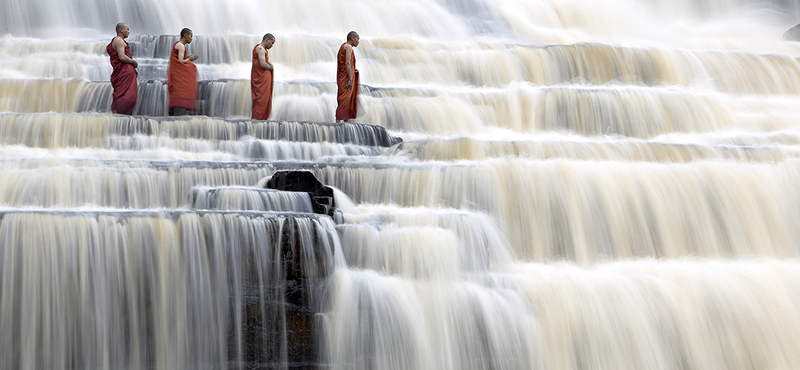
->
232;217;333;369
266;171;336;216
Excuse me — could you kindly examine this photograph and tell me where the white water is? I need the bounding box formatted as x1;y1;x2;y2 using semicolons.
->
2;0;800;369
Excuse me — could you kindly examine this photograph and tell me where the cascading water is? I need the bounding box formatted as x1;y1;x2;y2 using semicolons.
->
2;0;800;369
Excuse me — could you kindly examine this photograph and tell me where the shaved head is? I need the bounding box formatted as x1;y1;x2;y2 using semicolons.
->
116;23;127;34
262;33;275;42
347;31;359;41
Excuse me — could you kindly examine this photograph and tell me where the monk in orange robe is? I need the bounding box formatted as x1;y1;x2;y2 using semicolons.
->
251;33;275;120
106;23;138;115
168;28;199;116
335;31;360;122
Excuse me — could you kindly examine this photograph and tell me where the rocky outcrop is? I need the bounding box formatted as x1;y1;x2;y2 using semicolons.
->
236;216;333;370
784;24;800;41
266;171;336;216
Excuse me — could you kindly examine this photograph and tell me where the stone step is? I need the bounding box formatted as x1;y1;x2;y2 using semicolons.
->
0;112;403;148
192;186;315;213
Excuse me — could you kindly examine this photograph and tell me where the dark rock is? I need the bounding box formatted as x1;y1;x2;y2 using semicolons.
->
387;133;403;147
230;217;333;369
784;24;800;41
266;171;336;216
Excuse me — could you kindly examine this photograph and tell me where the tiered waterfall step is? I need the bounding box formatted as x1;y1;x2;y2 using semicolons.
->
5;34;800;93
0;113;401;161
192;186;315;213
0;209;338;369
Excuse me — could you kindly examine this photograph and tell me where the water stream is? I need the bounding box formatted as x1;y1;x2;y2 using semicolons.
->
2;0;800;369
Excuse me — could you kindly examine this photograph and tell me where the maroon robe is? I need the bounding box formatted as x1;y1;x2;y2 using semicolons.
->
335;43;358;121
168;42;198;111
106;38;138;115
251;45;274;120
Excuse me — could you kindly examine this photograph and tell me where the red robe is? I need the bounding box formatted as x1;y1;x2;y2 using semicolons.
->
106;38;138;115
251;45;274;120
168;41;198;110
335;43;358;121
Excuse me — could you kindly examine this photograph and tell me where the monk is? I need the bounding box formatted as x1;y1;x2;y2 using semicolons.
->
168;28;199;116
251;33;275;120
106;23;138;115
335;31;360;122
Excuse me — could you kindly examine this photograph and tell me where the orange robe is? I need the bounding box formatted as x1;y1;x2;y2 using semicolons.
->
251;45;274;120
168;41;198;110
106;38;138;115
335;43;358;121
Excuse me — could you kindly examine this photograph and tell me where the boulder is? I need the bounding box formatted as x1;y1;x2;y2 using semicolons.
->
266;171;336;216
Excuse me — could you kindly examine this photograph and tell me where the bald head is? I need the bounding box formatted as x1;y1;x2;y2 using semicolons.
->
346;31;360;47
261;33;275;49
115;23;130;38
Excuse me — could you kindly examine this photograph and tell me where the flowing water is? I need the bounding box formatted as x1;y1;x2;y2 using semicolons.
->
2;0;800;369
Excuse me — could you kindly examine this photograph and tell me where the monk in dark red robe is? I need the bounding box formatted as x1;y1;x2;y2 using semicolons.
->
251;33;275;120
106;23;138;115
168;28;199;115
335;31;360;122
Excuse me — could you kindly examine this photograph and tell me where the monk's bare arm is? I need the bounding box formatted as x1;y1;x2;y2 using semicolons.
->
176;43;188;63
344;44;353;90
175;43;198;63
256;46;272;70
112;37;138;68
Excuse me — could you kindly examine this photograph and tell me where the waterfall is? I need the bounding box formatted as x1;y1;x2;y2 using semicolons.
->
2;0;800;369
0;211;341;369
